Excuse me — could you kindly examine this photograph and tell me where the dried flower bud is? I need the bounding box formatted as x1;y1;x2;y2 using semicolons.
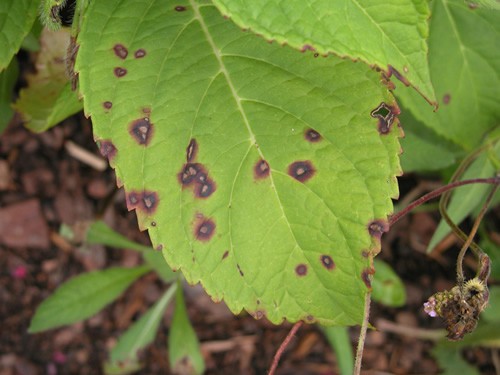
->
423;278;489;341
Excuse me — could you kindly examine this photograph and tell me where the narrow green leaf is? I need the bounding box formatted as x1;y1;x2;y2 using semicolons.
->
169;281;205;375
76;0;401;326
428;144;500;251
86;220;177;283
371;259;406;307
212;0;435;103
321;326;354;375
0;0;38;71
106;283;177;372
29;266;150;333
87;220;152;252
432;345;480;375
482;286;500;323
0;58;18;133
13;28;83;133
395;0;500;150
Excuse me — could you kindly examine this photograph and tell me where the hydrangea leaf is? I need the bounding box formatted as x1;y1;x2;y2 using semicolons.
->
13;28;83;133
211;0;435;104
394;0;500;150
0;0;39;71
75;0;401;326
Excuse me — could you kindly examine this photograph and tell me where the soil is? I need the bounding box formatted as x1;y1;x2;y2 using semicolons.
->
0;75;498;375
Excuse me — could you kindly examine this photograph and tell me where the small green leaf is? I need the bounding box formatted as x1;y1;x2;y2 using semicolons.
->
169;281;205;375
86;220;152;252
0;58;18;133
86;220;177;283
29;266;150;333
106;283;177;372
371;259;406;307
0;0;38;71
482;286;500;323
13;28;83;132
321;326;354;375
428;144;500;252
432;345;480;375
395;0;500;150
212;0;435;103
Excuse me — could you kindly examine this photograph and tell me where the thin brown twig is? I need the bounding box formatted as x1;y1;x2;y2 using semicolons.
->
268;321;303;375
389;177;499;226
376;318;446;341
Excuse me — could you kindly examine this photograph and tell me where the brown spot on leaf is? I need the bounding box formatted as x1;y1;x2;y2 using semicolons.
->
194;217;216;242
114;67;127;77
141;191;159;214
126;191;140;210
151;221;157;227
179;163;201;186
288;161;316;182
301;44;315;52
134;49;146;58
304;128;322;142
222;250;229;260
361;250;370;258
305;315;315;322
103;101;112;110
99;141;116;161
443;94;451;105
178;163;216;198
254;159;270;179
237;264;244;276
295;264;308;276
156;244;163;251
313;53;319;58
186;138;198;162
129;118;153;145
195;180;215;198
320;255;335;270
368;219;389;240
175;5;186;11
113;44;128;59
387;65;410;86
361;267;375;289
370;102;397;135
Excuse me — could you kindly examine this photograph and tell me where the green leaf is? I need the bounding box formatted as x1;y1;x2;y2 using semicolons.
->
76;0;401;326
428;144;500;251
169;281;205;375
399;103;460;172
13;28;83;133
0;58;18;133
86;220;152;252
468;0;500;10
105;283;177;373
371;259;406;307
86;220;177;283
479;237;500;280
0;0;38;71
29;266;149;333
482;286;500;323
321;326;354;375
432;345;480;375
394;0;500;150
212;0;435;103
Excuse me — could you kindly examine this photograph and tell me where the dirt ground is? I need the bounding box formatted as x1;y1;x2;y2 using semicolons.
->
0;106;498;374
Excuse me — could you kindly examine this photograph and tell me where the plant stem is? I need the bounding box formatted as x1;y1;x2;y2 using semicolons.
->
389;177;499;227
268;321;303;375
354;292;371;375
376;319;446;341
456;181;498;287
